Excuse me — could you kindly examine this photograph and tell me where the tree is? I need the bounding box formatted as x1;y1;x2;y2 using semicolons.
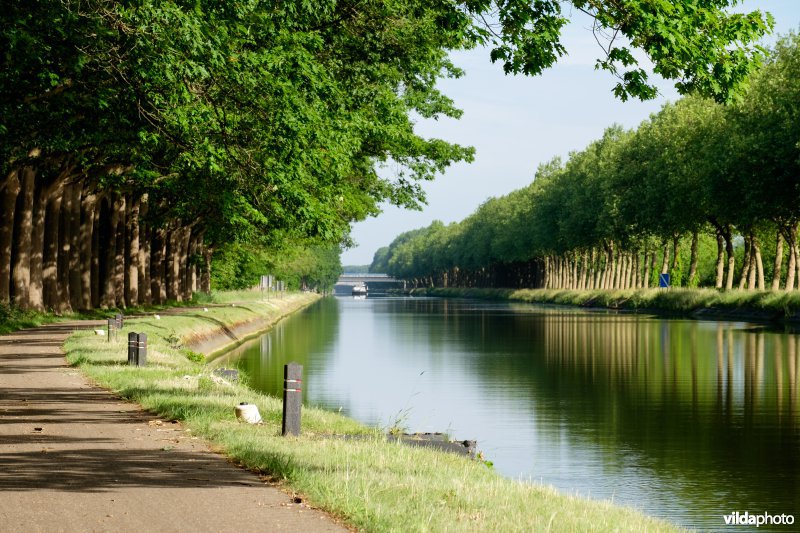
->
0;0;777;309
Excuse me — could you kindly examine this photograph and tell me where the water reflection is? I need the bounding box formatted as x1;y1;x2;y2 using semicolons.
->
215;297;800;531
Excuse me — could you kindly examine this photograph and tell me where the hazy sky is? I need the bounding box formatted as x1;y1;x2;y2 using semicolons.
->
341;1;800;267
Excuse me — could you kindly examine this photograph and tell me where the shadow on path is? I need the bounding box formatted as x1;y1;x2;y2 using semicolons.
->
0;446;261;492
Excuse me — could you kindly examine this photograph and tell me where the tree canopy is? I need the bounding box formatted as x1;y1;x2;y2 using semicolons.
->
0;1;775;309
374;33;800;293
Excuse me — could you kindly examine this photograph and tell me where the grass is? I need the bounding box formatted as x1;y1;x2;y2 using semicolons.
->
0;303;62;334
62;291;683;532
0;291;257;335
417;287;800;318
192;289;290;304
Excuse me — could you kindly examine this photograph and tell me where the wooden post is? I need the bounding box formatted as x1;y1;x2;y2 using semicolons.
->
127;332;137;365
282;362;302;436
136;333;147;367
107;318;114;342
115;313;123;329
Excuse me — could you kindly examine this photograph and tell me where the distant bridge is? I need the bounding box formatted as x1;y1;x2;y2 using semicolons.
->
334;273;405;295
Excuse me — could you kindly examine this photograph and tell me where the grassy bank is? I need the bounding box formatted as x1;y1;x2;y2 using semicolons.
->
0;292;245;335
416;287;800;319
64;291;681;532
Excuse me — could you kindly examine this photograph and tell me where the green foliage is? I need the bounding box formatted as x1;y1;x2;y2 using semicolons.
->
375;34;800;292
211;242;341;292
2;0;476;255
1;0;773;267
467;0;772;102
0;303;55;334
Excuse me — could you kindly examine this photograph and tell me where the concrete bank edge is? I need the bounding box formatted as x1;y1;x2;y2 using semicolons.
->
186;294;322;360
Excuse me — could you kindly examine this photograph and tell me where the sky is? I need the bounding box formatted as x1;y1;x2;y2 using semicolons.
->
340;1;800;267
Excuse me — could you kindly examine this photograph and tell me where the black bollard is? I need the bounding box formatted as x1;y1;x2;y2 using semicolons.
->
282;362;302;436
136;333;147;367
127;332;138;365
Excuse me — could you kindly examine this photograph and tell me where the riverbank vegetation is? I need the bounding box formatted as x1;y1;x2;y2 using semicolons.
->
415;287;800;319
2;1;772;313
373;34;800;294
64;293;681;532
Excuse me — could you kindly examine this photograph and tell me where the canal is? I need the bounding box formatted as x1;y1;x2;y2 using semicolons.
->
212;296;800;531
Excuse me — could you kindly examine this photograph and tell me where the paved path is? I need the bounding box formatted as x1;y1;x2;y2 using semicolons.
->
0;322;347;533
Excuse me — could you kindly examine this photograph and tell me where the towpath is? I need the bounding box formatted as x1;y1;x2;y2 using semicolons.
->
0;322;347;532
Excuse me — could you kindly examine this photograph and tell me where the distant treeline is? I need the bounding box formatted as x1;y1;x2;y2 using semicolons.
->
372;34;800;292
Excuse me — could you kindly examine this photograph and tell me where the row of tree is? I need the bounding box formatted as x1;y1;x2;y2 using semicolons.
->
372;34;800;292
0;174;207;312
1;1;772;310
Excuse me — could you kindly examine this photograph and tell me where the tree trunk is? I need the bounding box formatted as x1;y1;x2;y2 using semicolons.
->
67;182;83;310
786;237;797;291
29;177;48;311
648;251;657;288
570;254;578;289
201;245;212;293
101;197;119;308
54;182;73;312
179;226;192;301
642;249;650;289
753;237;764;290
715;232;725;289
619;253;631;290
166;229;181;301
91;198;101;308
579;251;588;290
187;230;200;297
738;234;751;290
11;167;35;309
587;249;596;290
113;196;126;307
125;196;140;307
42;179;65;310
151;228;167;304
79;192;97;310
660;241;670;275
137;196;151;305
687;231;699;287
772;230;784;291
670;234;681;282
0;169;21;304
605;242;615;289
722;226;735;291
542;256;549;289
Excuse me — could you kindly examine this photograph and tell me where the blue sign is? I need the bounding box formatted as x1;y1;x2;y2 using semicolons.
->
659;273;670;288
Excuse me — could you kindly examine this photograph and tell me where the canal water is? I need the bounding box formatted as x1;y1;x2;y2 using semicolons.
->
213;297;800;531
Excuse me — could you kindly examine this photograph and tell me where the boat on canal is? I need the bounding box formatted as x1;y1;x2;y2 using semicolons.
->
351;283;368;296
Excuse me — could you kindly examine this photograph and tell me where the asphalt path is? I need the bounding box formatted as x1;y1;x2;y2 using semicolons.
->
0;322;347;533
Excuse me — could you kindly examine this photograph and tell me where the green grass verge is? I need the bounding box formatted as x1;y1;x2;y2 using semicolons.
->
417;287;800;318
63;291;682;532
0;303;62;334
0;291;256;335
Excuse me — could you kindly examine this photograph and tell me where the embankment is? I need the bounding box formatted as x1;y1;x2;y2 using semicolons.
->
63;291;683;532
414;287;800;323
182;294;321;357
